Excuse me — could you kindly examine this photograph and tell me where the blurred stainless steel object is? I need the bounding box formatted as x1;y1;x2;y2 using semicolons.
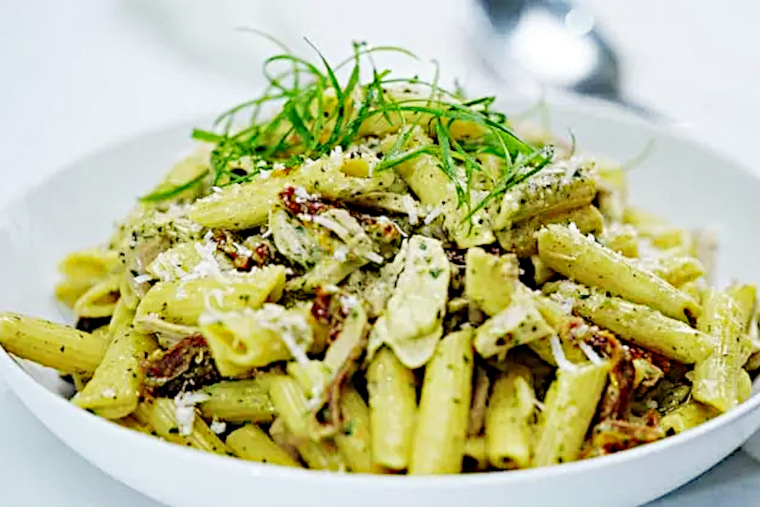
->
473;0;648;113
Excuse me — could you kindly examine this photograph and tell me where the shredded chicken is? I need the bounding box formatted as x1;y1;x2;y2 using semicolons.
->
468;366;491;436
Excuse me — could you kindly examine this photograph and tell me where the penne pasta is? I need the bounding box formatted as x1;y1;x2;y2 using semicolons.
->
537;224;700;323
410;329;474;475
367;347;417;471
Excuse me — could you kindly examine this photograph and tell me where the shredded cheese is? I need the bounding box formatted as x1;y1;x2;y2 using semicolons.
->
364;251;385;264
423;204;444;225
174;391;210;437
232;241;253;257
549;293;575;315
210;420;227;434
255;304;313;370
333;245;349;262
309;214;351;238
403;195;419;225
579;342;603;365
294;185;316;203
133;274;153;284
549;334;579;372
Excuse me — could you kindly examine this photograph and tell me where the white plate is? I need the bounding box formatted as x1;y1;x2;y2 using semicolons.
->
1;99;760;507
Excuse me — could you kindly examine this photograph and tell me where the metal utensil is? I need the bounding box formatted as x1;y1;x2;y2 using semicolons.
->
472;0;650;114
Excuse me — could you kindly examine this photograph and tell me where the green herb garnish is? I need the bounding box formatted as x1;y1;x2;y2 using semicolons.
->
145;38;554;219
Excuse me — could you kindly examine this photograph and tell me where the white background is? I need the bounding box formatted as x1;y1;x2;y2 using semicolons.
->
2;1;760;505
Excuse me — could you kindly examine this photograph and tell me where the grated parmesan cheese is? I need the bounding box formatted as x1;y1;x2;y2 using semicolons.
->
579;342;603;365
403;195;420;225
232;241;253;257
340;293;360;313
100;387;116;398
333;245;349;262
174;391;210;436
423;204;444;225
209;420;227;435
255;304;313;370
549;334;579;372
310;214;350;238
294;185;316;203
549;293;575;315
364;251;385;264
133;274;153;284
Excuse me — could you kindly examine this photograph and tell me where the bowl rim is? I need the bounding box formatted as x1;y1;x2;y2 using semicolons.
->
1;97;760;489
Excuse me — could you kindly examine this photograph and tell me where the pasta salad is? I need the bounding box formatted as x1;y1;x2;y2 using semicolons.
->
1;43;757;474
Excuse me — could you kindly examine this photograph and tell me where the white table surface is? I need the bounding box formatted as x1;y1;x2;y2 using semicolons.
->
2;1;760;505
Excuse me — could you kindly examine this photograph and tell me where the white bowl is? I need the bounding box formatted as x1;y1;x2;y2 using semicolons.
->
2;99;760;507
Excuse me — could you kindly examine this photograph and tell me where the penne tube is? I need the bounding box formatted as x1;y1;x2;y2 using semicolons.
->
0;313;108;375
114;415;154;436
57;248;121;281
295;439;346;471
189;157;395;230
642;254;704;288
382;127;494;248
692;288;753;412
74;327;158;419
485;366;535;469
598;223;639;257
108;297;135;335
134;265;286;331
410;329;474;475
133;398;229;455
201;304;314;377
595;163;627;223
660;400;719;434
198;378;276;423
728;283;757;331
226;424;302;467
367;347;417;471
72;274;122;319
268;417;346;471
495;159;597;230
267;375;313;441
537;224;700;323
463;436;489;471
531;255;556;286
624;208;696;254
334;386;377;473
495;205;603;258
546;281;712;364
533;361;609;466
